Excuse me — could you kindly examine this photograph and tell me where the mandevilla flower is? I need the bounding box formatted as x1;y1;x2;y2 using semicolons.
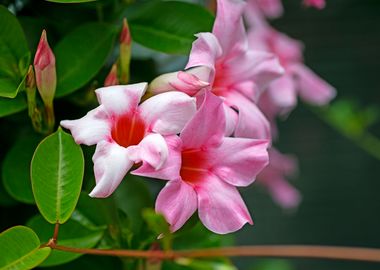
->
257;148;301;209
149;0;283;139
61;83;196;198
248;25;336;117
133;92;269;234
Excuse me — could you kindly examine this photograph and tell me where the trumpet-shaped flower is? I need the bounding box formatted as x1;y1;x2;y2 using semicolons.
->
248;24;336;117
61;83;196;198
257;148;301;209
133;92;269;234
149;0;283;139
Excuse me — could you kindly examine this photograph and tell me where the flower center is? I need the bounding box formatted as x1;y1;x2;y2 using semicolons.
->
111;111;146;148
212;60;229;96
180;148;210;184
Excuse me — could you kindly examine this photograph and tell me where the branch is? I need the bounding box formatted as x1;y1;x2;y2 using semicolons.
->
49;244;380;262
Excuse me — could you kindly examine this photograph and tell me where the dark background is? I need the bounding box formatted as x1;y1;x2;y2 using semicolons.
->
235;0;380;269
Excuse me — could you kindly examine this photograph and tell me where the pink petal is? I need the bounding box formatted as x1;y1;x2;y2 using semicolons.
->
303;0;325;9
132;135;182;180
226;92;271;140
60;105;110;146
180;91;225;149
225;50;284;92
136;133;168;170
156;180;197;232
266;74;297;114
196;174;253;234
256;0;284;18
90;141;134;198
212;0;247;56
148;67;210;96
223;104;238;136
95;83;147;116
211;137;269;187
140;91;196;135
268;148;298;176
291;64;336;105
186;33;222;82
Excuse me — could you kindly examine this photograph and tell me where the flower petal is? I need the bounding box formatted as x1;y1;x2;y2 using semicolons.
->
95;83;147;116
139;91;196;135
89;141;133;198
180;91;225;149
136;133;168;170
156;180;197;232
211;137;269;186
186;32;222;82
226;92;271;140
60;105;110;146
266;74;297;114
196;174;253;234
223;104;238;136
291;64;336;105
213;0;247;55
132;135;182;181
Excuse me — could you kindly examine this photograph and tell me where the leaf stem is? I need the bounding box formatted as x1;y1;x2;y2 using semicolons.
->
47;244;380;262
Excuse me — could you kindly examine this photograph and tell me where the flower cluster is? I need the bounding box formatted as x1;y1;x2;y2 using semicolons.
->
61;0;335;233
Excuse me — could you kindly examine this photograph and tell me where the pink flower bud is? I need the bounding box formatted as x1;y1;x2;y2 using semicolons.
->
104;64;119;86
34;30;56;106
120;18;131;46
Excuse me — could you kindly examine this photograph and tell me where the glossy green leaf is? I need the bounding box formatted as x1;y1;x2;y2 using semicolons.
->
142;208;172;250
31;128;84;224
27;215;104;267
0;94;27;118
0;226;51;270
128;1;214;54
0;6;30;98
2;133;41;204
55;23;118;97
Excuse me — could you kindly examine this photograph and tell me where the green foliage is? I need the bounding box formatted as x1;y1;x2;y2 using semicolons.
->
2;133;41;204
0;6;30;98
55;23;118;97
0;226;51;270
27;215;104;267
142;208;172;251
128;1;214;54
0;94;27;117
31;128;84;224
46;0;96;3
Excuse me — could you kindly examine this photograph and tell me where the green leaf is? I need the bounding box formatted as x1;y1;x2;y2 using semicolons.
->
2;133;41;204
0;6;30;98
31;128;84;224
0;94;27;118
27;215;104;267
142;208;172;250
0;226;51;270
128;1;214;54
55;23;118;97
46;0;96;3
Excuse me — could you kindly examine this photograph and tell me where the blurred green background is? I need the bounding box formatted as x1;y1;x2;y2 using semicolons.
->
236;0;380;269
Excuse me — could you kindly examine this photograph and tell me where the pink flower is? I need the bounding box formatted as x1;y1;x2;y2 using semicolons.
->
257;148;301;209
246;0;284;20
133;92;269;234
248;25;336;117
34;30;56;106
303;0;326;9
150;0;284;139
61;83;196;198
104;64;119;86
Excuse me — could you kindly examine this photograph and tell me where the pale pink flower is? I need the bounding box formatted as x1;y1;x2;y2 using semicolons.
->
248;25;336;117
246;0;284;20
257;148;301;209
61;83;196;198
150;0;284;139
303;0;326;9
133;92;269;234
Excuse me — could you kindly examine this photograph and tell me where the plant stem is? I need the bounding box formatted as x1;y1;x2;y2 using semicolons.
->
48;244;380;262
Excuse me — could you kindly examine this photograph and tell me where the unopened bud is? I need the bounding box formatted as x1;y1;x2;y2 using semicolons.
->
104;64;119;86
34;30;56;107
119;18;131;84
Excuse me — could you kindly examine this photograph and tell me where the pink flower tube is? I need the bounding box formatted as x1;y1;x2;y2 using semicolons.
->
61;83;196;198
133;92;269;234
